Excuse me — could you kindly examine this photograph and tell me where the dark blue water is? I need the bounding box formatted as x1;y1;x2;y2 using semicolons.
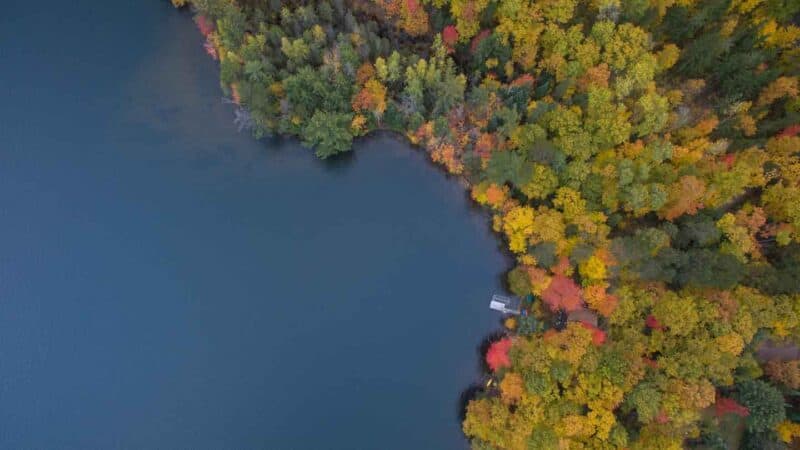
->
0;1;507;448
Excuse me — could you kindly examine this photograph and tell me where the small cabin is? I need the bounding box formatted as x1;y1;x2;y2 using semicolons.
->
489;294;521;315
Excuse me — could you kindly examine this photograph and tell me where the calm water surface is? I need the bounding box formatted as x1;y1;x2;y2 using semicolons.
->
0;1;508;448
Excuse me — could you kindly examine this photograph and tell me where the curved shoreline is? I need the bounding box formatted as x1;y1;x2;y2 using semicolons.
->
170;1;800;448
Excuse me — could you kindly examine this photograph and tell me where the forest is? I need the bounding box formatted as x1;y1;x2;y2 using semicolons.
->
171;0;800;448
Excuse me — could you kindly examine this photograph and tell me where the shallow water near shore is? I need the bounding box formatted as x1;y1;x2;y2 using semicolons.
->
0;1;509;448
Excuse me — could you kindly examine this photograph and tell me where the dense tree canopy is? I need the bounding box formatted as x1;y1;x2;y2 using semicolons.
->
173;0;800;447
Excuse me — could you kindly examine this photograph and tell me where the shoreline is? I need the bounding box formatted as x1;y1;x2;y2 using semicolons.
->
170;1;800;448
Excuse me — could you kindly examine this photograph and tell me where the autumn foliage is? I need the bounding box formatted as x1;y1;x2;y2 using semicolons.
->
469;29;490;54
715;397;750;418
486;338;512;372
541;275;582;312
352;79;387;118
178;0;800;446
578;322;607;346
442;25;459;48
766;359;800;389
645;315;664;331
195;15;214;37
779;124;800;137
583;285;618;317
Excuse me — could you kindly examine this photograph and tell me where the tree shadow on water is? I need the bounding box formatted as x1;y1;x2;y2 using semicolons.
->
457;383;485;424
317;149;358;175
456;330;507;425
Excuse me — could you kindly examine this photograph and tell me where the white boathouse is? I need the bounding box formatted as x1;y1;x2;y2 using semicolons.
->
489;294;521;315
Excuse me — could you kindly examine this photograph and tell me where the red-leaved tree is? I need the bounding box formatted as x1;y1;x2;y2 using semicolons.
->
510;74;535;88
646;314;664;330
779;124;800;137
196;15;214;37
579;322;607;346
470;29;491;54
714;396;750;417
486;338;512;372
442;25;459;47
541;275;583;312
204;41;217;60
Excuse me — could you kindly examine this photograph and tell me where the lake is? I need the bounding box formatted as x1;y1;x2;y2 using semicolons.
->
0;1;508;448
